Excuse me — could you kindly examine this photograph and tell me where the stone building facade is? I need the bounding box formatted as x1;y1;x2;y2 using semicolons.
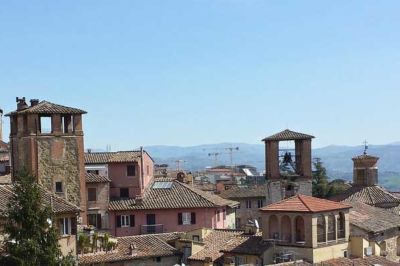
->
6;98;87;223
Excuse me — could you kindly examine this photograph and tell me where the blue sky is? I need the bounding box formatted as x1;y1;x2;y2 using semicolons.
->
0;1;399;150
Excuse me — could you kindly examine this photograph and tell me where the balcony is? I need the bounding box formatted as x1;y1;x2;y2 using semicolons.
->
140;224;163;234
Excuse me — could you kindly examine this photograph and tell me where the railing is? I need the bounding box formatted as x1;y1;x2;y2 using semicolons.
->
140;224;163;234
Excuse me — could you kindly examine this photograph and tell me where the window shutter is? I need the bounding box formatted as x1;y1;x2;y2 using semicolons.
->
97;214;102;229
130;215;135;227
71;217;77;235
116;215;121;227
178;213;182;225
191;212;196;224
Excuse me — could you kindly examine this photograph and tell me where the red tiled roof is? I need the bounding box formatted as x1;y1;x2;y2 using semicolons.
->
330;185;400;206
323;256;399;266
352;154;379;160
85;150;153;164
6;100;86;116
260;194;351;213
85;172;111;183
79;232;182;265
262;129;314;141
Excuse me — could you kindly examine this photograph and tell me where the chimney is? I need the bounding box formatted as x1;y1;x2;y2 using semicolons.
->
129;243;137;256
16;97;28;111
30;99;39;106
0;108;3;141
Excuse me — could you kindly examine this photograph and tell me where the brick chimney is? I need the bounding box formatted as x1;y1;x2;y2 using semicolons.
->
30;99;39;106
16;97;28;111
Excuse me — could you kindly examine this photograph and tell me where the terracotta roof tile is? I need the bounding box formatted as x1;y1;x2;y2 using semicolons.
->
330;185;400;206
188;230;244;262
6;100;86;116
323;256;399;266
352;154;379;160
221;233;271;256
348;202;400;233
79;232;182;265
0;184;79;215
260;194;351;213
262;129;314;141
219;185;267;199
85;151;143;164
109;179;238;211
85;172;111;183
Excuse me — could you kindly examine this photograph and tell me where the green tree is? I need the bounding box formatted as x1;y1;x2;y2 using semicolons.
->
312;158;329;198
0;168;62;266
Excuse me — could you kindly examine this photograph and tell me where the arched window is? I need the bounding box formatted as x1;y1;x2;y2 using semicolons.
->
281;215;292;243
337;212;345;239
295;216;305;243
269;215;279;239
317;215;326;243
327;214;336;241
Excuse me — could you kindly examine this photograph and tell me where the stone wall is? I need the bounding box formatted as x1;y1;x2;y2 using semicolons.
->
37;136;81;207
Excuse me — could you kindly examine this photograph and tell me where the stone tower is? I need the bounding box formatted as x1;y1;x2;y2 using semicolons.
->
352;152;379;186
262;129;314;204
6;97;87;222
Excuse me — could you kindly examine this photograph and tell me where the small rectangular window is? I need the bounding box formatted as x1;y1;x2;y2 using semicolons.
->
120;188;129;198
246;200;252;209
127;165;136;176
55;182;63;193
120;215;130;227
217;210;220;222
223;209;226;220
40;116;52;134
88;188;97;202
192;235;200;241
59;217;70;235
182;212;191;225
257;199;264;208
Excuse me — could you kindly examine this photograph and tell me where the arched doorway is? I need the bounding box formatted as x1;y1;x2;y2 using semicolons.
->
269;215;279;239
281;215;291;243
317;215;326;243
295;216;305;243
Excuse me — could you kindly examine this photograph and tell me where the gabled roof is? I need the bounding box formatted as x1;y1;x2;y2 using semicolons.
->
219;185;267;199
0;184;80;215
323;256;399;266
188;229;244;262
6;100;86;116
109;178;239;211
330;185;400;206
348;202;400;233
260;194;351;213
79;232;182;265
262;129;314;141
85;150;153;164
85;172;111;183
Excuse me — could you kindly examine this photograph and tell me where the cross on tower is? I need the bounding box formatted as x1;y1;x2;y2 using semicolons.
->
363;140;368;155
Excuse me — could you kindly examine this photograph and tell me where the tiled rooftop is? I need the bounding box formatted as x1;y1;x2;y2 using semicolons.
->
85;151;145;164
188;229;244;262
262;129;314;141
323;256;399;266
330;185;400;207
0;184;80;215
348;201;400;233
219;185;267;199
221;232;270;256
85;172;111;183
79;232;182;265
260;194;351;213
109;178;238;211
352;154;379;160
6;100;86;116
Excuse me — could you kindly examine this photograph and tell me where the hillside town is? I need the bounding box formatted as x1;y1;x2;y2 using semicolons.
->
0;97;399;265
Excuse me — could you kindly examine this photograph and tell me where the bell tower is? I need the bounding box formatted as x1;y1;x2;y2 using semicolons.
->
352;141;379;186
7;97;87;222
262;129;314;204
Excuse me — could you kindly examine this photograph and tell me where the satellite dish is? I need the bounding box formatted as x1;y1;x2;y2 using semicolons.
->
254;219;259;229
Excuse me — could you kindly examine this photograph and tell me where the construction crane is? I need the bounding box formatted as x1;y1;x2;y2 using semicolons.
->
175;160;186;171
208;153;221;166
225;146;239;167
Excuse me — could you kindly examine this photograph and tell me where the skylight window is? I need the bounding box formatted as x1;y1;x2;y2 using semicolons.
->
152;181;173;189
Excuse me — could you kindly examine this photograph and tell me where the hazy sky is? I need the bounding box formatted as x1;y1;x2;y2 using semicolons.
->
1;1;399;150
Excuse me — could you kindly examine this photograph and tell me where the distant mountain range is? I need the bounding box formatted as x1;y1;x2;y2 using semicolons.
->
144;143;400;191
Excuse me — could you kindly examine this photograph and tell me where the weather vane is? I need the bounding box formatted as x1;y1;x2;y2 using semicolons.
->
363;140;368;155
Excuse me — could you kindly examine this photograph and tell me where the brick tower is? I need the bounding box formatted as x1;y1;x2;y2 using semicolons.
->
352;144;379;186
6;97;87;222
262;129;314;204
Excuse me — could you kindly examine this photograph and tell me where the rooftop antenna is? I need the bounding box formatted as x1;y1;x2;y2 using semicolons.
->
363;140;368;155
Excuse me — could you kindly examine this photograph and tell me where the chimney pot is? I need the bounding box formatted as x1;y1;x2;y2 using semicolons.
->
30;99;39;106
